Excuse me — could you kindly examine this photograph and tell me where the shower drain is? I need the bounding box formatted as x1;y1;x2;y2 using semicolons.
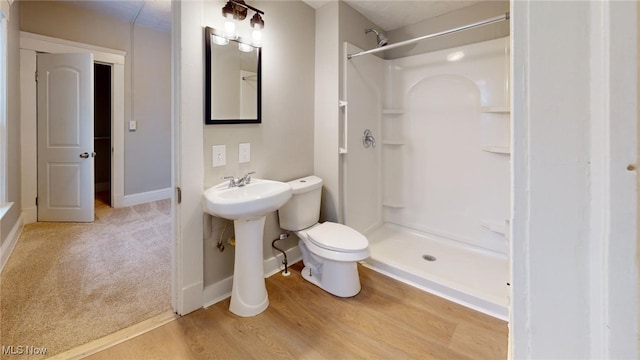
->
422;254;437;262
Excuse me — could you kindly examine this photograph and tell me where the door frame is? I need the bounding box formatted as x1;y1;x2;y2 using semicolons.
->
510;1;638;358
20;31;126;222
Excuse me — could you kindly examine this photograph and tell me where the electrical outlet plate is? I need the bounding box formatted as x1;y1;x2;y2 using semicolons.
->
239;143;250;163
212;145;226;167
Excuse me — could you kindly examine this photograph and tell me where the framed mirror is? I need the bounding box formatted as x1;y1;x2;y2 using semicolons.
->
205;26;262;124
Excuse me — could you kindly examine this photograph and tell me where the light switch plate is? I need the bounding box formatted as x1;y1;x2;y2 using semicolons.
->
128;120;137;131
212;145;226;167
239;143;250;163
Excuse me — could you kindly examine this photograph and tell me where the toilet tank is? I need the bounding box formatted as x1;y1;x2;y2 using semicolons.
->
278;175;323;231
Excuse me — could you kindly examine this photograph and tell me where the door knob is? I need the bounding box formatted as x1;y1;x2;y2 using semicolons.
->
79;152;90;158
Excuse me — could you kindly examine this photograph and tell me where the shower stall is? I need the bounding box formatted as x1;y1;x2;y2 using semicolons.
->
342;35;511;319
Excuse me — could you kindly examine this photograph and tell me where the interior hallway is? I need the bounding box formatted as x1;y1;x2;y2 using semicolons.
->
0;197;172;358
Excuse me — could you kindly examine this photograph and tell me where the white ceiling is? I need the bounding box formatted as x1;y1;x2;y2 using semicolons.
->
61;0;172;32
61;0;480;34
308;0;480;31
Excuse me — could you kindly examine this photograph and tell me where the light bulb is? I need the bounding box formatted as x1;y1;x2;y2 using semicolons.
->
224;20;237;39
238;43;253;53
252;29;262;47
212;35;229;46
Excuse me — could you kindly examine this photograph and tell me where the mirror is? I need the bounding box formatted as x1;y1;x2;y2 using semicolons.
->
205;26;262;124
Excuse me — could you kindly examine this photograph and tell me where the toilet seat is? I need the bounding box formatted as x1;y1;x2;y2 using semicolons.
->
307;222;368;252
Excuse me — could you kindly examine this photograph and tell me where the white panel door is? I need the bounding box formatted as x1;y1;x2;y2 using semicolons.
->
37;53;94;222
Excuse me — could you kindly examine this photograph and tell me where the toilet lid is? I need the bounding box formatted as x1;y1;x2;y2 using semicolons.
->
306;222;368;252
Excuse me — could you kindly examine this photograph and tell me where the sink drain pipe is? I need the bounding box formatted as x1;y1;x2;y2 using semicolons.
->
272;232;290;276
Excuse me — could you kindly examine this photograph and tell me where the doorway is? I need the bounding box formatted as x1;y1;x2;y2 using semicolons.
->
16;32;174;355
94;63;112;207
20;32;127;223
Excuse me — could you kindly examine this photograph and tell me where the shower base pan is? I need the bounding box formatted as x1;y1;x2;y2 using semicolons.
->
362;223;509;320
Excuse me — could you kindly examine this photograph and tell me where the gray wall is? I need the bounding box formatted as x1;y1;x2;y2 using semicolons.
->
202;1;316;286
20;1;171;196
1;1;21;246
312;1;382;225
386;1;509;59
313;1;340;224
127;25;171;194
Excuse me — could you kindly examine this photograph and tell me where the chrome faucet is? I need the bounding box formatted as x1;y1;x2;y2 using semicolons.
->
222;171;255;188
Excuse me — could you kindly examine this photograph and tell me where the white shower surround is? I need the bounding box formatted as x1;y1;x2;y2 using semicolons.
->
343;37;510;318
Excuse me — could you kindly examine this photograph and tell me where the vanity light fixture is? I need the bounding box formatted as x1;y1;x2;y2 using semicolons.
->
238;42;254;53
212;34;230;46
250;12;264;47
221;0;265;46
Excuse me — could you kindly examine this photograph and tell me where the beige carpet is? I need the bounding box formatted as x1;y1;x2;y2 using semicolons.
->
0;198;172;359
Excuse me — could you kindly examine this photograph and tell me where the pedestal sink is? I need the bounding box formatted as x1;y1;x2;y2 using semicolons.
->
203;179;292;317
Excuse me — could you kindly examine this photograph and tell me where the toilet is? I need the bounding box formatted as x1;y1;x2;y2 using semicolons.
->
278;175;369;297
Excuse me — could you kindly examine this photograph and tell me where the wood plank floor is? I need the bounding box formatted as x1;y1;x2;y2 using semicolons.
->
87;262;508;360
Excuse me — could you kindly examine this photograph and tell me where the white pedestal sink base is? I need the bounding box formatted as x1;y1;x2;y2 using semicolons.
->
229;216;269;317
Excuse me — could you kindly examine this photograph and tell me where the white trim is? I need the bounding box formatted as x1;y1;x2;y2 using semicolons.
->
588;1;609;357
511;1;638;358
0;209;23;273
598;1;639;358
19;32;127;224
118;187;172;207
170;0;181;314
510;2;532;356
202;247;303;308
172;0;205;316
0;9;9;205
0;201;11;220
180;280;205;314
19;49;36;224
20;32;125;64
202;276;232;308
0;12;6;205
21;206;36;225
111;64;125;208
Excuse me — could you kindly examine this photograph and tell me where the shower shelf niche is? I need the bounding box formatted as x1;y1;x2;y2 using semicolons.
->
382;201;404;208
481;220;508;236
382;140;406;146
480;106;510;113
382;109;405;115
481;145;510;154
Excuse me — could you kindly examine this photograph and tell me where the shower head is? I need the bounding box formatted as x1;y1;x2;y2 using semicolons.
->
365;28;388;47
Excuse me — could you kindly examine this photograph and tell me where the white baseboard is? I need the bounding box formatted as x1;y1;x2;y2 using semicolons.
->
202;245;302;308
202;276;233;308
1;212;24;274
115;187;172;208
179;281;205;316
22;206;37;224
